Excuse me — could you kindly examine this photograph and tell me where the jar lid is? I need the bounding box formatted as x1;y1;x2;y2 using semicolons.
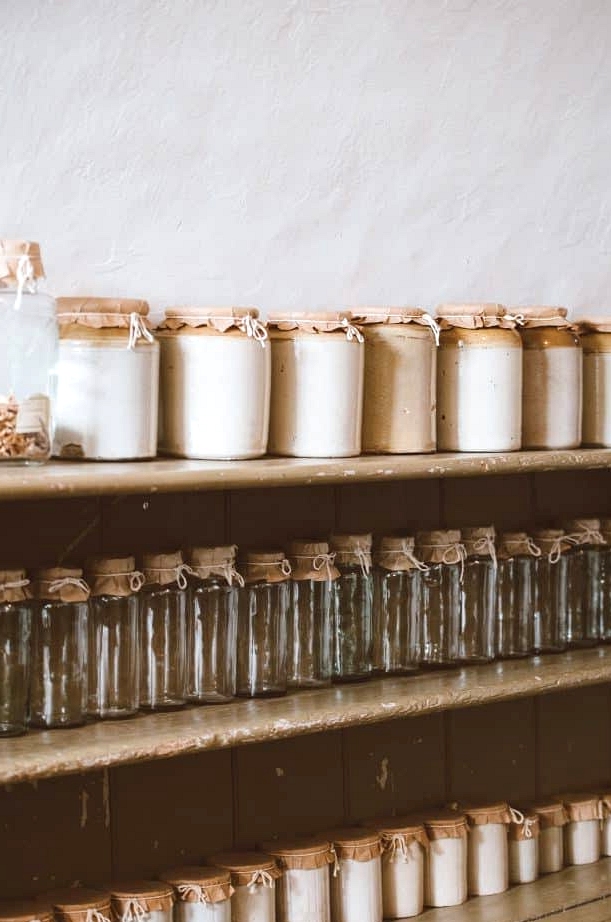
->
462;525;496;559
186;546;242;585
574;317;611;333
0;568;30;604
375;536;424;572
497;532;541;560
326;827;382;861
461;801;512;825
267;311;363;341
109;882;174;915
56;298;152;332
515;306;570;328
329;534;373;573
288;540;340;582
85;555;144;598
0;240;45;286
350;306;439;335
600;793;611;817
158;307;265;339
415;530;464;566
421;809;468;839
0;903;53;922
436;303;516;330
208;851;281;888
532;528;571;559
159;867;233;904
40;890;111;922
32;567;90;603
241;550;292;585
563;518;605;546
141;550;187;588
529;800;568;828
362;815;429;851
562;792;602;822
262;836;335;870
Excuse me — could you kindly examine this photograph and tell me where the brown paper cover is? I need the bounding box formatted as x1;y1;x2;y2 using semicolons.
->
415;530;463;566
422;809;468;839
532;528;572;558
242;550;292;585
516;306;570;328
262;836;335;870
574;318;611;334
497;532;541;560
562;793;602;822
351;306;436;331
85;556;144;598
0;568;31;604
329;534;373;570
462;802;512;826
141;550;186;587
159;867;233;904
186;546;242;585
563;518;605;546
363;816;429;851
600;793;611;817
32;567;90;603
288;540;339;582
0;240;44;286
158;306;261;333
0;903;53;922
208;852;281;887
530;800;568;828
462;525;496;559
40;890;111;922
375;536;423;572
109;882;174;915
328;828;382;861
56;298;151;331
268;310;355;334
508;814;540;841
435;303;515;330
601;519;611;545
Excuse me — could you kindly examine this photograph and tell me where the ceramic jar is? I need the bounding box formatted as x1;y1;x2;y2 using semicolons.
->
328;828;383;922
422;810;468;908
364;817;428;919
54;298;159;460
267;311;364;458
531;800;567;874
209;852;281;922
354;307;438;453
463;803;511;896
518;306;582;449
161;866;234;922
436;303;522;452
42;890;111;922
577;318;611;446
157;307;270;459
109;882;174;922
563;793;601;866
508;812;540;884
264;836;334;922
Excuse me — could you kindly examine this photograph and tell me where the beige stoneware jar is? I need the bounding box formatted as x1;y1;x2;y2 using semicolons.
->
353;306;438;453
157;307;270;460
267;311;364;458
436;304;522;452
576;318;611;446
518;306;582;449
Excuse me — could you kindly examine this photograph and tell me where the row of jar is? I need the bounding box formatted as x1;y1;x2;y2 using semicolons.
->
6;792;611;922
4;239;611;462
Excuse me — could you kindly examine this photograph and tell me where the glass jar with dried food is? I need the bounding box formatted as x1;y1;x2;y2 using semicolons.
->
329;534;374;681
286;540;338;688
208;852;281;922
563;518;605;647
237;551;290;697
530;800;567;873
496;532;540;658
0;240;57;463
532;529;570;653
85;555;143;719
161;866;233;922
0;569;32;736
363;817;428;919
459;526;497;663
415;531;464;667
562;794;601;865
30;567;89;728
576;318;611;446
508;812;539;884
109;882;174;922
373;537;425;674
328;828;383;922
139;551;188;709
263;836;335;922
422;810;468;908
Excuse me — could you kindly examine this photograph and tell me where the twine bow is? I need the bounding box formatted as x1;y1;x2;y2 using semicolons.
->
525;538;542;557
128;570;146;591
441;543;467;581
85;912;110;922
387;542;428;572
568;526;605;547
341;316;364;343
548;535;577;564
48;576;90;593
504;312;525;326
128;312;155;350
312;552;337;581
354;545;372;576
248;870;275;888
330;844;340;877
237;313;268;346
472;535;497;569
118;901;148;922
13;254;35;312
0;577;29;591
177;884;208;903
421;311;441;346
381;832;410;861
185;562;245;587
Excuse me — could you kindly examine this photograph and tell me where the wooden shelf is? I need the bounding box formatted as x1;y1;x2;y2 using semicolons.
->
3;647;611;784
0;448;610;500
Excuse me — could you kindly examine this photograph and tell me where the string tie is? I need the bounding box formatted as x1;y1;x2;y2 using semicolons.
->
341;316;364;343
330;844;340;877
12;254;35;312
48;576;90;593
568;527;605;547
177;884;208;903
390;542;429;572
381;832;410;861
504;312;525;325
312;552;337;581
472;536;497;569
128;312;155;350
237;313;268;346
548;536;577;564
248;870;275;888
118;901;147;922
128;570;146;591
85;912;111;922
526;538;542;557
0;577;29;592
150;564;191;589
185;562;245;587
421;311;441;346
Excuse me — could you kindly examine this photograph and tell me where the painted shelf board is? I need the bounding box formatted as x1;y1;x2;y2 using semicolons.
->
3;648;611;784
0;448;610;499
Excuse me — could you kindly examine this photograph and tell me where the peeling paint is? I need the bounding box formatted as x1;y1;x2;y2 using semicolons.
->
376;757;390;791
80;788;89;828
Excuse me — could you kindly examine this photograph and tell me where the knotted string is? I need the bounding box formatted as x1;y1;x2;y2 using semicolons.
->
330;844;340;877
147;564;191;589
85;911;111;922
90;570;145;592
567;526;605;547
12;254;35;312
176;884;208;903
312;552;337;581
247;870;275;888
247;559;292;577
185;562;245;587
128;312;155;350
118;900;147;922
341;316;364;343
504;312;525;325
0;577;29;591
471;535;498;570
420;542;468;581
383;542;428;572
237;313;268;346
421;311;441;346
547;535;577;564
503;537;541;558
47;576;90;593
381;832;410;861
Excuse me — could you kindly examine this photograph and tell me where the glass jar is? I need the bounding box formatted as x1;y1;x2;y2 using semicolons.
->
532;529;569;653
355;307;438;454
286;540;338;688
186;546;240;703
508;812;539;884
161;866;233;922
415;530;464;667
436;303;522;452
140;551;188;709
0;240;57;463
463;803;511;896
373;536;424;674
268;312;364;458
600;793;611;856
42;890;111;922
0;569;32;736
237;551;290;697
518;307;582;449
563;518;605;647
364;817;428;920
563;794;601;866
109;882;174;922
422;810;468;907
577;318;611;446
600;520;611;642
209;852;281;922
157;307;270;460
30;567;89;728
85;555;143;719
531;800;567;874
54;298;159;460
329;534;374;681
496;532;540;658
328;828;383;922
459;526;497;663
264;836;334;922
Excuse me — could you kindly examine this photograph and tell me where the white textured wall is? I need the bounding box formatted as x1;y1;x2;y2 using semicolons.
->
2;0;611;317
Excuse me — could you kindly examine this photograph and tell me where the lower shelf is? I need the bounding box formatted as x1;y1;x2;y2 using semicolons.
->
422;859;611;921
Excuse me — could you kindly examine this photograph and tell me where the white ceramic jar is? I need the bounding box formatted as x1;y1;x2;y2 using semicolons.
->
364;817;428;919
508;812;540;884
578;318;611;446
563;793;601;866
54;298;159;460
531;800;567;873
329;828;382;922
464;803;511;896
518;306;582;449
209;852;280;922
157;307;270;460
436;303;522;452
161;866;234;922
43;889;111;922
354;307;438;453
109;882;174;922
422;810;468;908
264;836;334;922
267;312;364;458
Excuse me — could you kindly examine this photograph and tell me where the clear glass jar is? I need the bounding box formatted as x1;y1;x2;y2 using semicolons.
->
496;532;539;658
0;240;58;463
533;529;569;653
459;526;496;663
287;540;337;688
54;298;159;460
85;555;142;719
531;801;567;874
329;534;374;681
508;814;539;884
464;803;510;896
600;520;611;641
264;837;334;922
0;569;32;736
422;811;468;908
328;829;383;922
109;882;174;922
563;518;604;647
563;794;601;865
209;852;280;922
140;551;188;709
416;530;463;666
161;866;233;922
237;551;290;697
373;536;424;674
186;546;240;703
30;567;89;728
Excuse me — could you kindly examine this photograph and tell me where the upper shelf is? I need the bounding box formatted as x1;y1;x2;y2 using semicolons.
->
3;647;611;784
1;448;611;500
